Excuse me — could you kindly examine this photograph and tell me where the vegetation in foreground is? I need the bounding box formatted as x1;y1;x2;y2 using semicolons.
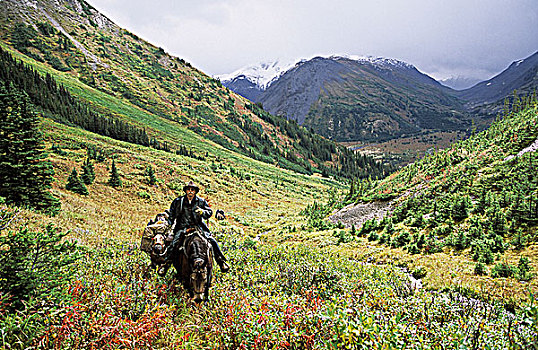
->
0;99;537;348
2;204;538;349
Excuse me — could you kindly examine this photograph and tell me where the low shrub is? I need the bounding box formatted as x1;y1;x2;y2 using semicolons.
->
491;261;517;278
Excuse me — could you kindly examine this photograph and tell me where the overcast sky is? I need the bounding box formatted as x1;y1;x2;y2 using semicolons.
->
88;0;538;81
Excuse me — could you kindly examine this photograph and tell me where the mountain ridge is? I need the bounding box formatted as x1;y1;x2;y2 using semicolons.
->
222;55;471;142
456;50;538;109
221;52;538;145
217;54;422;94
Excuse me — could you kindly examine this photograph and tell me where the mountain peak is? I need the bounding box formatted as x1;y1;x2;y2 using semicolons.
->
330;54;415;70
216;59;298;90
217;54;416;92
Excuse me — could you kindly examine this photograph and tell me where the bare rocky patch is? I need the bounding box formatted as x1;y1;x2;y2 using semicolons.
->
328;200;394;228
504;136;538;161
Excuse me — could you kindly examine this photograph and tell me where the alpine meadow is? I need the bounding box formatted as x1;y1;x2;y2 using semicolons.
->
1;0;538;349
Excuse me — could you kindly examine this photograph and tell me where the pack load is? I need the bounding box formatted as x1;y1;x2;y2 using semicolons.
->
140;211;172;254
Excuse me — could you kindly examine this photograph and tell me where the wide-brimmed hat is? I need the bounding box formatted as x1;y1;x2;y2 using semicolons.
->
183;181;200;193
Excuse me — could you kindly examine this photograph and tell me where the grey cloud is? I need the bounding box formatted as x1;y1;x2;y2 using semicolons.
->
89;0;538;79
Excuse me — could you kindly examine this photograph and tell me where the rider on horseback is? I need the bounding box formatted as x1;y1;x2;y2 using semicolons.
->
166;181;230;273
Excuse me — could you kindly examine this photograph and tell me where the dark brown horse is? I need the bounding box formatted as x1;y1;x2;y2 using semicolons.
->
173;229;213;303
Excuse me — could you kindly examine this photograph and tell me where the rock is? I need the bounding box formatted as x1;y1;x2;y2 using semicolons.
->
504;136;538;161
328;200;393;228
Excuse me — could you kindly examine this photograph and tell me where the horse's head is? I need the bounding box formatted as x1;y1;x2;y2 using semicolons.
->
184;233;212;303
152;233;166;256
190;257;209;303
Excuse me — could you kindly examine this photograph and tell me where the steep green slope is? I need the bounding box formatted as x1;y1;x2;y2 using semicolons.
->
0;0;391;179
329;99;538;296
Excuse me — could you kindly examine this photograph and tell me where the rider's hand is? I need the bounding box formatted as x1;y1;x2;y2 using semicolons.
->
195;208;204;216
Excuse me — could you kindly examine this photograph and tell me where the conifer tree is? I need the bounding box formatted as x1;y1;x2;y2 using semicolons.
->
0;84;60;214
145;165;157;185
107;159;122;187
81;157;95;185
66;168;88;195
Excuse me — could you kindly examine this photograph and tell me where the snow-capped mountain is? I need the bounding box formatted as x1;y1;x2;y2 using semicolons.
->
217;55;415;91
215;59;301;102
220;52;538;142
337;54;415;70
220;55;471;142
217;55;424;103
216;59;298;91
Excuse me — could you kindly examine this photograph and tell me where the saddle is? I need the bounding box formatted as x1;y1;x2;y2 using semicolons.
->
178;227;210;255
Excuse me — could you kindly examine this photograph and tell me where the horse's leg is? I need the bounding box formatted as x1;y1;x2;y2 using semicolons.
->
204;285;210;303
141;261;152;279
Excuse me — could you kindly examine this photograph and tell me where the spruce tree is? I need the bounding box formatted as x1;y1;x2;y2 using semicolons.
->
66;168;88;195
145;165;157;185
81;157;95;185
0;84;60;214
107;159;122;187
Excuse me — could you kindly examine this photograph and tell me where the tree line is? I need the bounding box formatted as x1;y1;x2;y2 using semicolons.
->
0;46;152;147
244;102;393;180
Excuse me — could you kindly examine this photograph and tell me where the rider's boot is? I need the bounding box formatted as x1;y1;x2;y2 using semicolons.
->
217;258;230;273
207;236;230;272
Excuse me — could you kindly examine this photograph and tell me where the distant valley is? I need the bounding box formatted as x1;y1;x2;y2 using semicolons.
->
219;52;538;150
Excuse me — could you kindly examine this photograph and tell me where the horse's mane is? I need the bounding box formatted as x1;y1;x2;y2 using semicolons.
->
173;228;213;302
186;231;209;265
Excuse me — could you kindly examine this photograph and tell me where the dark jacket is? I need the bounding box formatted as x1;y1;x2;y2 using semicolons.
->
168;195;212;234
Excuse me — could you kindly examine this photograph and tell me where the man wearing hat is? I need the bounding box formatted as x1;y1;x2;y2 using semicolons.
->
167;181;230;272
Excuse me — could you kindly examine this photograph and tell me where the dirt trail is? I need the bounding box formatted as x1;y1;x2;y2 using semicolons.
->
504;136;538;161
328;200;394;228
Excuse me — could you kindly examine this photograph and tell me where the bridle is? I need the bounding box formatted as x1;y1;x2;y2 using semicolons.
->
152;233;169;258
